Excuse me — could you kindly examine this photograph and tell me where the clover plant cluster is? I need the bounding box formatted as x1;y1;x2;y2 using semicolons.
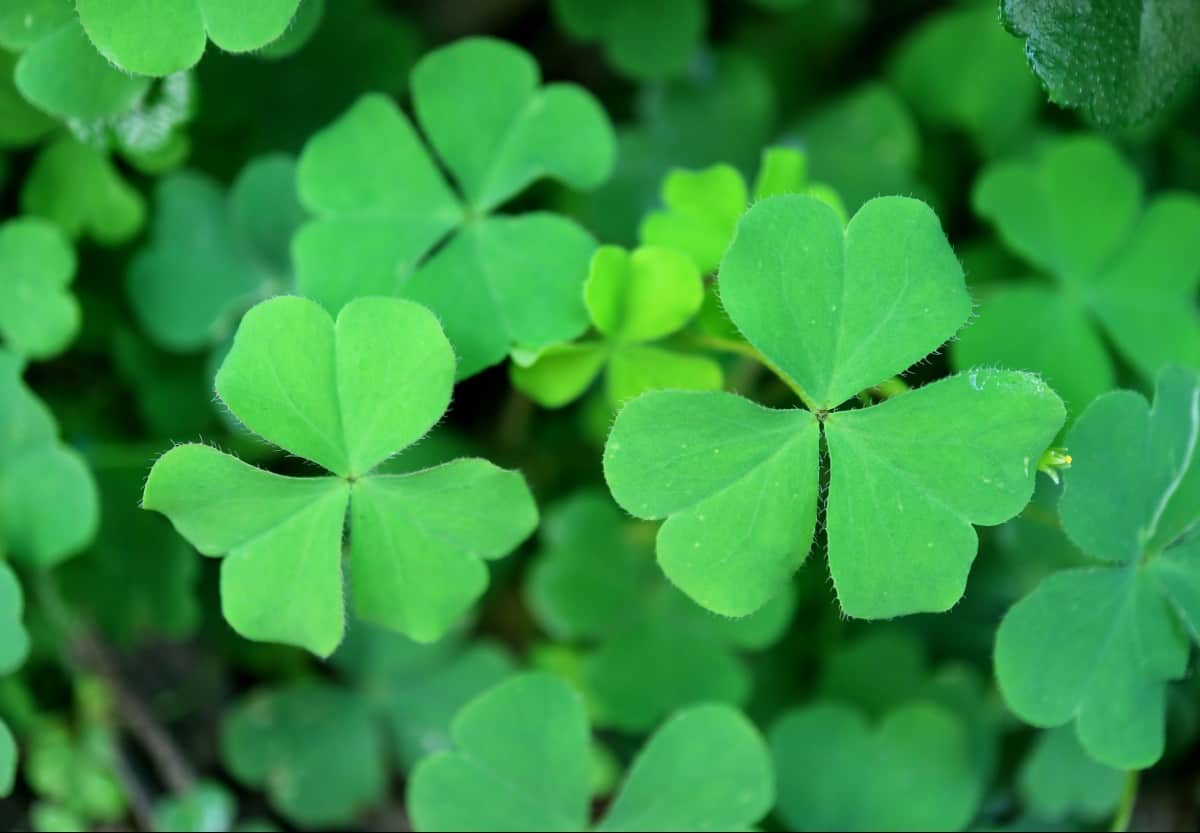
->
0;2;1197;831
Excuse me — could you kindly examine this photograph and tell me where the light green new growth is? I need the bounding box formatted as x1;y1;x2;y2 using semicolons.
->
0;218;79;360
996;365;1200;770
605;194;1065;619
511;245;722;409
142;295;539;656
408;672;774;831
295;38;615;379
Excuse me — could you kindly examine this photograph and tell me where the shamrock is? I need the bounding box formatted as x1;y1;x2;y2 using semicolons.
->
294;37;615;378
77;0;305;76
0;350;99;565
639;146;845;275
604;194;1065;619
142;295;539;655
21;138;145;246
995;365;1200;770
525;492;793;731
551;0;706;81
0;218;79;361
953;136;1200;415
1002;0;1200;126
408;672;774;832
510;245;722;409
770;701;981;831
128;154;303;352
222;681;385;827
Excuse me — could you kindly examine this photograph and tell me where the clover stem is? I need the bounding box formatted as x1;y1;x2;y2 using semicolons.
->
686;334;822;413
1109;770;1138;832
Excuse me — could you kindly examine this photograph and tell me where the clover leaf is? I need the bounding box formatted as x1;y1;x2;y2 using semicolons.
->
26;719;126;826
605;194;1065;619
5;2;150;122
76;0;304;77
639;147;844;275
888;2;1039;156
0;562;30;677
21;138;145;246
408;672;774;831
142;295;539;655
770;701;981;831
0;350;99;565
128;154;302;352
0;218;79;361
995;365;1200;769
1002;0;1200;126
1017;727;1125;825
954;136;1200;415
295;38;615;378
154;781;237;833
511;245;721;409
222;680;384;827
0;50;54;148
0;720;14;797
552;0;706;81
525;492;793;731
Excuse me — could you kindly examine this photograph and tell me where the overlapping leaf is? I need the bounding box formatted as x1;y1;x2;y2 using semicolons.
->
0;218;79;360
953;136;1200;415
142;295;538;655
408;673;774;831
605;194;1065;618
21;138;145;245
295;38;615;378
996;365;1200;769
552;0;706;81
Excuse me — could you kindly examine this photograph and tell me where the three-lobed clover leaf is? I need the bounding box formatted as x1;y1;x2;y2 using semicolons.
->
408;672;774;832
128;154;303;352
76;0;305;77
770;700;981;831
0;217;79;360
222;680;384;827
142;295;539;655
21;137;145;246
0;350;99;565
995;365;1200;770
295;37;615;378
510;245;722;409
525;492;793;731
1002;0;1200;127
605;194;1065;619
953;136;1200;415
639;146;845;275
551;0;706;81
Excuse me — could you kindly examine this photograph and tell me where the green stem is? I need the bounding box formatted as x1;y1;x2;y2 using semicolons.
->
686;335;822;413
1110;770;1138;833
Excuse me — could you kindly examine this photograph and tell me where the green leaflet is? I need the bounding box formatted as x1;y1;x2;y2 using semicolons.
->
552;0;706;81
0;719;14;797
77;0;304;76
295;38;614;378
996;366;1200;769
510;245;722;409
953;136;1200;415
0;50;54;148
20;138;145;246
1017;727;1125;824
153;781;237;833
142;296;538;655
0;562;29;677
0;218;79;360
770;701;980;831
128;154;302;352
0;350;99;566
525;492;794;731
222;681;384;827
1003;0;1200;126
26;719;126;826
408;673;773;832
605;195;1065;618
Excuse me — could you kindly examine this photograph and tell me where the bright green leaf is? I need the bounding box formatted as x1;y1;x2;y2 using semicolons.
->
0;562;29;675
0;218;79;360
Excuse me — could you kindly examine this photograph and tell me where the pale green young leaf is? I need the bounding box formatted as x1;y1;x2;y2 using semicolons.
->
605;390;819;616
411;37;615;213
605;345;722;407
222;682;385;827
77;0;303;76
823;370;1065;617
348;459;538;643
0;217;79;360
721;194;971;410
552;0;705;81
26;721;125;825
639;164;747;275
770;702;980;831
585;246;703;343
509;342;608;408
21;138;145;246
